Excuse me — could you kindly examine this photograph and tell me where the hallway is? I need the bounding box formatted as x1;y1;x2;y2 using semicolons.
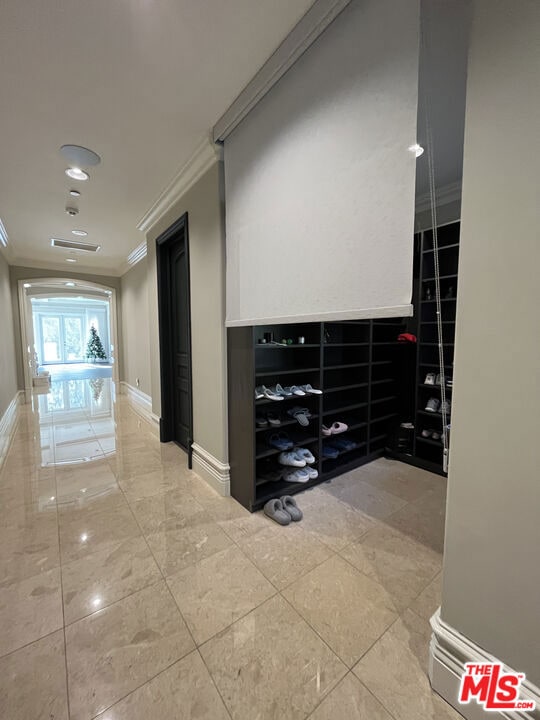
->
0;379;460;720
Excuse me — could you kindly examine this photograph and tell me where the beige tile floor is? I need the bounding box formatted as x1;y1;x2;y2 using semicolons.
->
0;378;464;719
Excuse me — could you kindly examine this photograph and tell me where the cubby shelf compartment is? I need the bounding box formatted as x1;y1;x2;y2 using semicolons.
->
256;343;320;349
228;319;404;512
255;415;319;433
322;441;367;461
255;366;319;377
324;382;368;393
325;362;369;371
411;219;460;476
422;273;458;282
256;436;319;460
322;402;368;416
423;242;460;254
417;409;451;419
416;436;443;447
418;383;453;392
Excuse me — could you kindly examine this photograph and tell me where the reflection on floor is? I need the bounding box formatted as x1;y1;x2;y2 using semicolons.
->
40;363;113;381
0;378;462;720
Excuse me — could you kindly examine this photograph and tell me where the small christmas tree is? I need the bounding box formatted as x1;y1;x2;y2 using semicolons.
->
86;325;107;362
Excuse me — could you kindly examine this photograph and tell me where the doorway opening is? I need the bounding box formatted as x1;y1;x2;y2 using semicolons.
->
156;213;193;463
18;278;119;395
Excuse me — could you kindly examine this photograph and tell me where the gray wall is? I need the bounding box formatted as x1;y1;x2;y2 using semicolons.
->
0;253;19;418
145;162;228;464
441;0;540;685
120;257;151;396
9;266;121;389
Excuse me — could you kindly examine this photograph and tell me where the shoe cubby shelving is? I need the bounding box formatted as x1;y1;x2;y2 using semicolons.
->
228;319;405;511
412;220;460;473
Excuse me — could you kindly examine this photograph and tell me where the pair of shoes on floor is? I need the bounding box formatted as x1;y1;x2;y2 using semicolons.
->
264;496;302;525
278;448;316;467
421;428;442;441
322;421;348;436
256;412;281;427
425;397;451;413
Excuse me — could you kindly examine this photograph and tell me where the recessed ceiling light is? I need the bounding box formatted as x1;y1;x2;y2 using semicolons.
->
69;189;81;197
66;258;77;263
24;283;31;288
408;143;424;158
65;167;89;181
60;145;101;167
65;282;76;287
72;229;87;237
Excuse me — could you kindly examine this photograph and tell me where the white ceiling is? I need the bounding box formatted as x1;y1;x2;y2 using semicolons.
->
0;0;315;275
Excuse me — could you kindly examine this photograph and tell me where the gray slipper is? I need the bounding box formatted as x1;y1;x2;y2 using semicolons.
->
280;495;303;521
263;498;291;525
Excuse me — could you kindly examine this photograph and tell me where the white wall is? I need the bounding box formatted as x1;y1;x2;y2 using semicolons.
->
146;162;228;465
0;253;19;418
441;0;540;686
120;257;151;396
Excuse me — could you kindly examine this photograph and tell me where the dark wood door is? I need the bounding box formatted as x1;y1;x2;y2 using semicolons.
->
156;214;193;459
170;242;191;448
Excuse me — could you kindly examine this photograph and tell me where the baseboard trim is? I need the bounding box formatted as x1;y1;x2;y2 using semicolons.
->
430;610;540;720
191;442;230;497
0;391;24;469
119;382;160;435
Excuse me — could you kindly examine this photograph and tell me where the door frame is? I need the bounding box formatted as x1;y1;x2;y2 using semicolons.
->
18;278;120;401
156;213;193;464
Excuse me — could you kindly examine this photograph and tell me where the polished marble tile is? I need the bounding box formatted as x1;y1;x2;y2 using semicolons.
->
128;487;202;535
0;567;63;657
217;507;276;544
309;672;393;720
354;609;462;720
0;629;68;720
385;491;446;554
339;525;442;612
324;475;408;520
62;535;161;624
145;514;233;576
59;502;142;563
294;487;376;551
237;522;333;590
283;555;397;667
358;457;436;502
0;519;60;584
200;594;347;720
409;572;442;620
167;544;276;644
94;650;230;720
66;581;195;720
118;467;192;503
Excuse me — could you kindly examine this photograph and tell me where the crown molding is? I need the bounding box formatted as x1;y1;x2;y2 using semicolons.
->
213;0;353;142
415;181;462;213
136;136;220;235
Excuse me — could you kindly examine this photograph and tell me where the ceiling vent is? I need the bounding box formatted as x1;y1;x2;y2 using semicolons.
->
51;238;101;253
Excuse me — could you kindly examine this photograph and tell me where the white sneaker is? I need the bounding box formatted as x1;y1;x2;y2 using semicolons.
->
278;451;306;467
425;397;441;412
424;373;436;385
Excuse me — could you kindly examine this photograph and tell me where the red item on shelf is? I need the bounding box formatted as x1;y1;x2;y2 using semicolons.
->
397;333;417;343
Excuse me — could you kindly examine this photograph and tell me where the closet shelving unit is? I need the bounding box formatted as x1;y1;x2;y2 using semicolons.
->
413;220;460;472
228;319;405;511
